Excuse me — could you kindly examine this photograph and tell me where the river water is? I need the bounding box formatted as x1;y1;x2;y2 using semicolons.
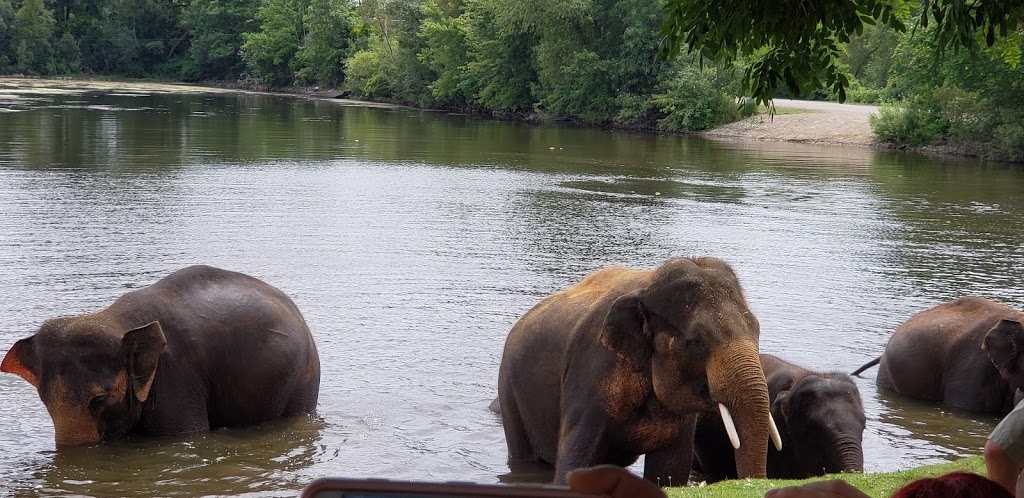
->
0;80;1022;496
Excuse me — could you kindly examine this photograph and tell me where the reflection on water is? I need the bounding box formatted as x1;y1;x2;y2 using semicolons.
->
1;80;1024;495
14;416;326;497
871;387;1000;462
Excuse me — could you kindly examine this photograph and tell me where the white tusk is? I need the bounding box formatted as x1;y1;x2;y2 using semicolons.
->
769;412;783;451
719;403;741;450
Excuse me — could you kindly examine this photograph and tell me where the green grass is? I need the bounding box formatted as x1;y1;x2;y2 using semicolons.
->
666;456;986;498
756;104;813;116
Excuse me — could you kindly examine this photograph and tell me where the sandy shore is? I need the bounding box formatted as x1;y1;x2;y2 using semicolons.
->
701;98;882;148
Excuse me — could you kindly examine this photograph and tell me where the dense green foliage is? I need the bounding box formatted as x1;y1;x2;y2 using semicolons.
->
181;0;259;80
1;0;359;86
0;0;747;131
655;0;1024;161
826;8;1023;161
662;0;906;105
869;29;1024;161
2;0;1022;155
661;0;1024;106
340;0;748;128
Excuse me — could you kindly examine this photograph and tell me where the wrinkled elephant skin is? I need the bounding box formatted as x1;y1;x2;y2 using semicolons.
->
694;354;865;480
852;296;1024;415
1;265;321;446
497;257;772;484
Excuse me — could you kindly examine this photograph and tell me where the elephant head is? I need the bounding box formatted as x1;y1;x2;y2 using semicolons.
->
771;375;865;477
983;318;1024;389
1;317;167;445
600;257;777;478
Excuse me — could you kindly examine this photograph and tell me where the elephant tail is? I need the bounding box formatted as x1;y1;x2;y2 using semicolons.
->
851;357;880;377
488;397;501;415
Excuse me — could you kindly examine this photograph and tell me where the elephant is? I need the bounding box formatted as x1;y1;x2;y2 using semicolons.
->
693;354;865;481
852;296;1024;415
1;265;321;446
496;257;781;485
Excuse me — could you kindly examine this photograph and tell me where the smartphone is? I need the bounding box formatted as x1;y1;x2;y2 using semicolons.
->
300;477;596;498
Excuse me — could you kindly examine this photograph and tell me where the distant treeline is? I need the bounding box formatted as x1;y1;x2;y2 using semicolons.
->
2;0;1022;159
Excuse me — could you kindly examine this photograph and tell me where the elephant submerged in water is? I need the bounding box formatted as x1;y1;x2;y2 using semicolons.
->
496;257;781;484
694;354;865;481
852;296;1024;415
1;265;321;445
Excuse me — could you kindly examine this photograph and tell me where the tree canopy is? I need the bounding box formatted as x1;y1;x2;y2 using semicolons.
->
660;0;1024;104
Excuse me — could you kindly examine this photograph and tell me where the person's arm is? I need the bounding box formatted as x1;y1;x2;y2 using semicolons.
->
986;439;1020;494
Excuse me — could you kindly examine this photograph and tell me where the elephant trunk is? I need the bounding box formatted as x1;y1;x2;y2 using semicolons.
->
50;405;101;446
835;438;864;473
707;340;770;479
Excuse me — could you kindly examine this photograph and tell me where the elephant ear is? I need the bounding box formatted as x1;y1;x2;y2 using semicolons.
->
599;290;652;372
984;319;1024;377
121;322;167;403
1;337;40;389
772;390;792;425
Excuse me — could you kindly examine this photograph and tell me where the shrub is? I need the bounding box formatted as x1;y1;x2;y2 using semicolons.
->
614;93;659;128
344;48;387;98
934;85;989;145
537;50;616;123
870;98;946;146
991;123;1024;162
653;66;739;131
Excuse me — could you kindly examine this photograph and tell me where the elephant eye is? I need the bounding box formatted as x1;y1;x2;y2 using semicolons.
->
89;394;108;414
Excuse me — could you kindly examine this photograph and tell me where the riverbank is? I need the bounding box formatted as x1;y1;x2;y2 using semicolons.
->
0;76;409;110
701;99;882;148
1;76;978;161
669;456;985;498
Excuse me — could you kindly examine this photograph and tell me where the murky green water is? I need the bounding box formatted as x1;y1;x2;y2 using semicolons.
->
0;80;1022;496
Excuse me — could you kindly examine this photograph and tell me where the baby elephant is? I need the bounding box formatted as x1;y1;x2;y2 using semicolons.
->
852;296;1024;415
1;265;320;446
693;354;865;481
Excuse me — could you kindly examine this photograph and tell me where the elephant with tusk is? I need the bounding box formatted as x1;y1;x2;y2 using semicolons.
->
695;354;865;481
496;257;779;484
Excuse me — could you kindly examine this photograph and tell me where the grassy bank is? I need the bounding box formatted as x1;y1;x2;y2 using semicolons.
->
667;456;986;497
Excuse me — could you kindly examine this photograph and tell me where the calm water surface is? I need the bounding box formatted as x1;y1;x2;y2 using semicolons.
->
1;81;1022;496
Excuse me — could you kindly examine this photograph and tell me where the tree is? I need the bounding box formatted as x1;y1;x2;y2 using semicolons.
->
293;0;357;86
841;23;898;90
50;0;139;75
241;0;306;85
13;0;56;74
871;22;1024;160
660;0;1024;104
0;0;15;72
454;0;538;112
53;31;82;73
182;0;261;80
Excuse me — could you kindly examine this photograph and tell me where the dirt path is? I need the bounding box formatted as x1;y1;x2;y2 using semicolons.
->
701;98;882;148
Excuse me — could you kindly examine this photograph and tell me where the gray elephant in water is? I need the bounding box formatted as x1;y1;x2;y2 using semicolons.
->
853;296;1024;415
694;354;865;481
496;257;781;484
2;265;321;445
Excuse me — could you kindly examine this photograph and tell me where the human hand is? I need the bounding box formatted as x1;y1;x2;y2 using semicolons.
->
565;465;667;498
764;479;870;498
